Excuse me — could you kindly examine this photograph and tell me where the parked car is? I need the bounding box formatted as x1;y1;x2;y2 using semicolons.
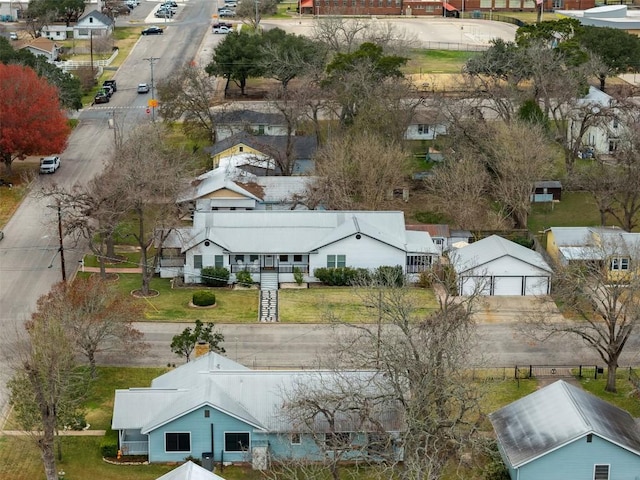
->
155;10;173;18
213;25;231;34
224;1;237;7
141;26;164;35
9;32;18;40
161;2;178;11
218;8;235;16
0;230;3;241
39;156;60;174
100;86;113;97
103;79;117;92
137;83;150;94
213;22;233;28
94;92;109;104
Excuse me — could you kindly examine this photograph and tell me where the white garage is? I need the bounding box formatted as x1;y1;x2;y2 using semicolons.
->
451;235;552;296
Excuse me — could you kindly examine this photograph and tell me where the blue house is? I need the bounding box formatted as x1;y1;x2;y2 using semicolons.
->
112;353;403;469
489;380;640;480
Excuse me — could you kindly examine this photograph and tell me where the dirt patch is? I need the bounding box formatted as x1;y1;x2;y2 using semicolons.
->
131;289;160;298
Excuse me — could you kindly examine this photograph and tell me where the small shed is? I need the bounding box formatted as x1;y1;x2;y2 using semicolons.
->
490;380;640;480
532;180;562;203
73;10;115;39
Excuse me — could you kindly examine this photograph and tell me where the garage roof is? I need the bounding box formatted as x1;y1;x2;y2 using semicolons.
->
451;235;552;274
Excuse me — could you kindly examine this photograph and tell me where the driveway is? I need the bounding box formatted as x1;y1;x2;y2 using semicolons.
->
473;296;564;324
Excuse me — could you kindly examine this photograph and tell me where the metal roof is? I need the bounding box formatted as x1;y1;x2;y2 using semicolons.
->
489;380;640;468
155;461;227;480
113;353;404;434
204;133;318;162
549;227;640;257
184;211;438;255
450;235;552;274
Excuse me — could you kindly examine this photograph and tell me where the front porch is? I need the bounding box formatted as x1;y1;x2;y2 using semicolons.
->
118;429;148;456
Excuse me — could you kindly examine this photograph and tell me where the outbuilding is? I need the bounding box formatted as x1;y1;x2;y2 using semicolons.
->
450;235;552;296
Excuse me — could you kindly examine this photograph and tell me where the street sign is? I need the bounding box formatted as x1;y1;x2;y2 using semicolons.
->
148;99;159;108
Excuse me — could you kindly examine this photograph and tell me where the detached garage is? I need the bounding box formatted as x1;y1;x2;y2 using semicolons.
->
450;235;552;296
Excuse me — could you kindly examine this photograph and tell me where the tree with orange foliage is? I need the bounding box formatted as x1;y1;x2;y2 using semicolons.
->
0;64;70;175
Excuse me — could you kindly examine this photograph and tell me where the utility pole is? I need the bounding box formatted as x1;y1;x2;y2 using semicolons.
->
47;202;66;283
143;57;160;122
254;0;260;27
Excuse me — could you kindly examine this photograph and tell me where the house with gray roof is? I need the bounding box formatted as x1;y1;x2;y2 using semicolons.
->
489;380;640;480
213;109;293;141
74;10;115;39
204;132;317;176
157;210;438;286
113;352;404;468
450;235;552;296
179;163;316;212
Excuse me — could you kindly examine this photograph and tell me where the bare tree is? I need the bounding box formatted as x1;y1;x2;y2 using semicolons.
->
110;124;195;296
608;121;640;232
157;64;224;143
235;0;277;29
308;130;409;210
39;278;147;377
527;236;640;393
7;285;92;480
324;270;484;480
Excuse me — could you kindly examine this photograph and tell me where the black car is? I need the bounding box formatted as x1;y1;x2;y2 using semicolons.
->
141;26;164;35
94;92;109;104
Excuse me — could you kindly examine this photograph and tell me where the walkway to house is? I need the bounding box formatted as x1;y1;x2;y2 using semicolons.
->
82;266;143;274
259;271;279;322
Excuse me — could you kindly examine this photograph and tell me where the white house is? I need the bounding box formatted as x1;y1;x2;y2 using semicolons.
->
568;86;624;156
180;159;316;213
73;10;114;39
40;24;73;41
158;210;439;286
404;108;448;141
213;109;294;141
18;37;61;63
450;235;552;296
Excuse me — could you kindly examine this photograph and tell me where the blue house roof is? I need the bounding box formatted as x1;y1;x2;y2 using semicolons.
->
489;380;640;468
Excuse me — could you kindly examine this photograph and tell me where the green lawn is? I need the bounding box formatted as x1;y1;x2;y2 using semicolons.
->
528;191;602;241
580;369;640;417
279;286;438;323
405;49;478;74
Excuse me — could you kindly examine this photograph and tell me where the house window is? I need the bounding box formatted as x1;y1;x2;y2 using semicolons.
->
215;255;224;268
610;257;630;271
204;410;210;418
250;255;259;263
235;255;245;264
417;124;429;135
257;125;265;135
407;255;432;273
325;432;351;449
327;254;346;268
225;432;250;452
593;465;609;480
586;433;592;443
609;139;619;153
293;255;303;262
194;255;203;269
279;255;289;262
612;118;619;129
239;146;244;152
290;433;301;445
165;432;190;452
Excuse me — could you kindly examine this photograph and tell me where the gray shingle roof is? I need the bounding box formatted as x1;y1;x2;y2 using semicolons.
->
204;133;318;162
213;109;287;125
78;10;115;26
489;380;640;468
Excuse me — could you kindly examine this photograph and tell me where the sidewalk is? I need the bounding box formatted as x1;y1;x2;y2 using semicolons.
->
1;430;106;436
82;266;143;274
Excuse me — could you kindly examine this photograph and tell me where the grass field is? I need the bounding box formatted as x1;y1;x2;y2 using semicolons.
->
528;191;602;242
405;49;477;74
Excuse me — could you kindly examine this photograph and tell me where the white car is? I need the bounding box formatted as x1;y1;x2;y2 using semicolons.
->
39;156;60;174
137;83;150;94
9;32;18;41
213;25;231;34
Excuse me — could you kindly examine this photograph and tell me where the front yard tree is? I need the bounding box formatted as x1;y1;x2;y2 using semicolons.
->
109;124;194;296
327;271;484;479
206;31;265;96
8;284;92;480
170;320;225;362
39;278;147;377
0;64;70;175
157;63;222;143
530;239;640;393
235;0;276;29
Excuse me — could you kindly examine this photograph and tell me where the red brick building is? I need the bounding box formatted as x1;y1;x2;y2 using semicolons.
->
299;0;595;16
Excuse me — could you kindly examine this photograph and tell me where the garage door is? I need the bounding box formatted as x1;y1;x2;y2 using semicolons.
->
524;276;549;296
493;276;523;296
459;276;491;296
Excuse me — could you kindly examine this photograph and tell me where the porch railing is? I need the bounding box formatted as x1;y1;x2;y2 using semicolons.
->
230;264;309;274
120;441;149;455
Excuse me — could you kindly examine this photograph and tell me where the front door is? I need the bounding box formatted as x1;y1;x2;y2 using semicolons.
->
264;255;274;269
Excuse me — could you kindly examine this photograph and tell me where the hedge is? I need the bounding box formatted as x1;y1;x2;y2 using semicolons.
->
201;266;229;287
192;290;216;306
